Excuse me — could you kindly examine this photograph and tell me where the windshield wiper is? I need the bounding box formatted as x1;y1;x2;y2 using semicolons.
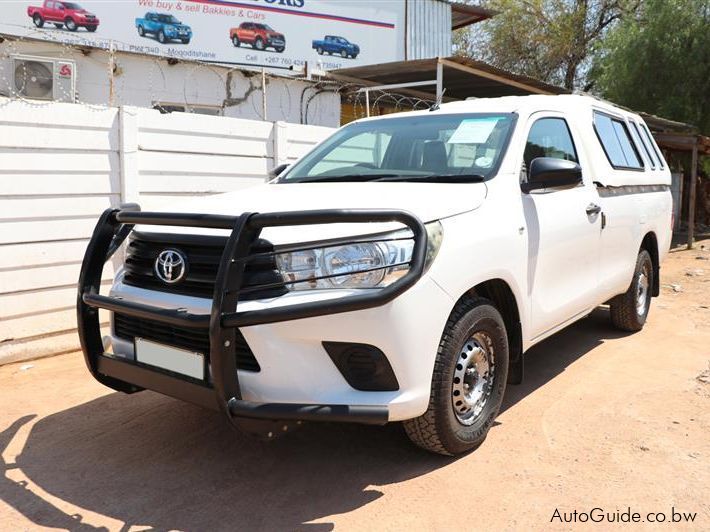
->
295;173;402;183
374;174;486;183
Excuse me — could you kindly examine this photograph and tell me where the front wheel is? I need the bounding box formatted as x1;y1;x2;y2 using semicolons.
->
340;49;348;58
404;297;509;455
65;17;77;31
609;249;653;332
253;37;265;50
157;29;166;43
33;14;44;28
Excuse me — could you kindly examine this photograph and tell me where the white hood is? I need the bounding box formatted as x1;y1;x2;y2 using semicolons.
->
137;181;486;244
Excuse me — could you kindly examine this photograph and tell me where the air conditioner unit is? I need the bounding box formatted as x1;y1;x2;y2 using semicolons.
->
12;55;76;103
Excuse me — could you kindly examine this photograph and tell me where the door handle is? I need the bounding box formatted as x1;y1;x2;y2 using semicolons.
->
586;203;602;215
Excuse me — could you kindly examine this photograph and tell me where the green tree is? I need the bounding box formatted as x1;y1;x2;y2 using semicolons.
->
591;0;710;134
454;0;638;90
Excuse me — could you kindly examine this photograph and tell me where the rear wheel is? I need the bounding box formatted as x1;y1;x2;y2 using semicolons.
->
33;14;44;27
65;17;77;31
316;46;323;54
232;35;240;47
404;297;509;455
137;25;145;36
610;249;653;331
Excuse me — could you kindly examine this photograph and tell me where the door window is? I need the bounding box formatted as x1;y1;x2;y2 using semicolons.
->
524;117;578;172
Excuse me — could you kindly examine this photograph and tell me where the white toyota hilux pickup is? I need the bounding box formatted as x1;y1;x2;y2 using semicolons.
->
78;94;672;455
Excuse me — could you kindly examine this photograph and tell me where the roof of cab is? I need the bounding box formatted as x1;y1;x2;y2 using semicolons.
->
353;94;643;124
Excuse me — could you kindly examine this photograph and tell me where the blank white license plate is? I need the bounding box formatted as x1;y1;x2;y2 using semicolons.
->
135;337;204;380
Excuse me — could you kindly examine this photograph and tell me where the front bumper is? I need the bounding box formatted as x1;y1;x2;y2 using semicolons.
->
78;207;430;430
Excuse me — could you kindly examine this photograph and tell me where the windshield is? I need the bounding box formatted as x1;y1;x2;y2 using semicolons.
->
280;113;516;183
158;14;180;24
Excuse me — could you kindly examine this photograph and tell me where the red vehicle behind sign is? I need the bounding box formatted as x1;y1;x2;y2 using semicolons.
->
27;0;99;32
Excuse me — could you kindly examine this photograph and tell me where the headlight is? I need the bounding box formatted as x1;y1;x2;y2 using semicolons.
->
275;221;443;291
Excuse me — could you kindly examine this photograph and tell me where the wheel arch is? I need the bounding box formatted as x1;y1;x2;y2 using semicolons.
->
450;278;524;383
640;231;660;297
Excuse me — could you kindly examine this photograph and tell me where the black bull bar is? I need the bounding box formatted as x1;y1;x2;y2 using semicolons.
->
77;207;427;430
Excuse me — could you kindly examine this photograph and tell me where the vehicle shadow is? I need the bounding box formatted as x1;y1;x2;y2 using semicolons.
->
3;308;629;530
502;307;632;413
233;44;284;54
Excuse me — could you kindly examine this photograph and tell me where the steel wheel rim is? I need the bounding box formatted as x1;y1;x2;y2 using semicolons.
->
452;331;495;425
636;263;650;316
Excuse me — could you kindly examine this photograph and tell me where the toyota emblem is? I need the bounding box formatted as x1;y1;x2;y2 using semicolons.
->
154;249;188;284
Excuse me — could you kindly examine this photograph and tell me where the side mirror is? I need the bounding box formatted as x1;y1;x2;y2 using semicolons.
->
269;163;289;179
521;157;582;193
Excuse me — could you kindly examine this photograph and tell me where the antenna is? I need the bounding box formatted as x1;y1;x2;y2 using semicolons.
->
429;88;446;112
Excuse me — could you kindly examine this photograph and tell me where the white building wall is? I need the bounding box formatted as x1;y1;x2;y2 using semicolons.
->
0;39;341;127
0;97;335;364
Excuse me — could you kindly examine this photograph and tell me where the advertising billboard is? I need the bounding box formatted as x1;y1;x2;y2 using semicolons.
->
0;0;405;71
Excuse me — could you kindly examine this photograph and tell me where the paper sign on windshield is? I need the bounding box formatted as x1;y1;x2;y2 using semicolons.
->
447;118;501;144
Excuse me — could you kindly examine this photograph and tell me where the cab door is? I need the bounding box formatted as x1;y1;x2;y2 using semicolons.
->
242;23;255;43
47;1;61;22
521;113;602;340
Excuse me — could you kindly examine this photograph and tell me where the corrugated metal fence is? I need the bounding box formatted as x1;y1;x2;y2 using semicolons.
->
0;98;334;364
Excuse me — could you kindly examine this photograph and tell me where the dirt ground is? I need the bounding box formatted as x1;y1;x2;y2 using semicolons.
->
1;241;708;531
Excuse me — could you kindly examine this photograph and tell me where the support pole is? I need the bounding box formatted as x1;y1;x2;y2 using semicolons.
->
261;67;267;122
687;139;698;249
365;89;370;117
436;59;443;103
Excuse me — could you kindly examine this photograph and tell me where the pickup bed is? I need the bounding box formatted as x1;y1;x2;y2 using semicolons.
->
28;0;99;32
312;35;359;58
135;12;192;44
78;94;671;456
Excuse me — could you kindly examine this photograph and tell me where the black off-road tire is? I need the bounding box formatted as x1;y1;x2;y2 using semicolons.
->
610;249;653;332
403;297;509;456
33;14;44;28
